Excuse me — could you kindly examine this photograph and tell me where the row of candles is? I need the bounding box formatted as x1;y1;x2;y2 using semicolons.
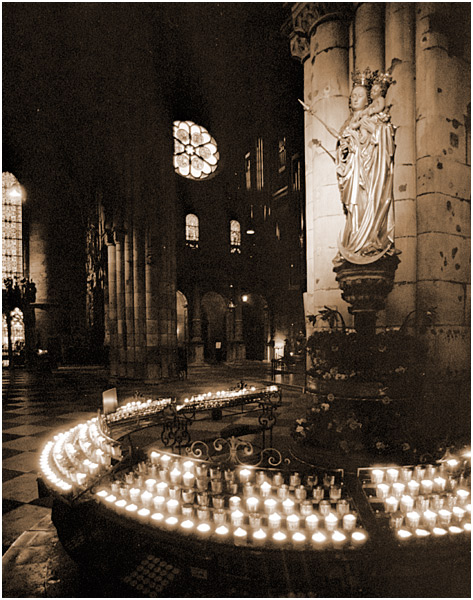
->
175;385;280;412
362;451;470;542
93;449;368;550
40;417;121;493
106;397;173;423
40;384;280;496
105;385;279;425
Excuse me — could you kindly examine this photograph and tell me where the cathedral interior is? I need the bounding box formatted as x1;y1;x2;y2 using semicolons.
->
2;3;471;598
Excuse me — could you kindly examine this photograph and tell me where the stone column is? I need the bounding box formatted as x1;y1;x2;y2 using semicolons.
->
189;285;204;365
115;228;127;378
145;225;161;381
124;219;135;378
133;220;146;380
300;8;351;329
415;2;470;377
354;2;385;73
225;305;236;363
105;230;118;379
263;306;272;362
384;3;416;325
234;293;246;360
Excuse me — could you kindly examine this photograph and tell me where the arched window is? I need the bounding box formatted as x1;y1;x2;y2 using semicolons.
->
2;172;23;279
173;121;219;180
3;308;25;353
230;220;241;254
186;214;199;248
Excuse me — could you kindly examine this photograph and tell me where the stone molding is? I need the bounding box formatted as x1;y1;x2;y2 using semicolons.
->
283;2;354;62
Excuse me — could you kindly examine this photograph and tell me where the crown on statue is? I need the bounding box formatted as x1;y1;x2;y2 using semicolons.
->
372;70;393;88
351;67;374;87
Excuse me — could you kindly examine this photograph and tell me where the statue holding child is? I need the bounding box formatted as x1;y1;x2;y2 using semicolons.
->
301;68;396;265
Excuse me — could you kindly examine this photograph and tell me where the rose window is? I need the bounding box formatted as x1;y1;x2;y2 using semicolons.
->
173;121;219;180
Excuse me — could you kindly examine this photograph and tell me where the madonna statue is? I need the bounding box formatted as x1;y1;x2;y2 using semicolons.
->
308;69;396;265
335;70;395;264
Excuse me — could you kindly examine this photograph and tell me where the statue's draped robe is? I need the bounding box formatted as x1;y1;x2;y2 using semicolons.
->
336;113;395;264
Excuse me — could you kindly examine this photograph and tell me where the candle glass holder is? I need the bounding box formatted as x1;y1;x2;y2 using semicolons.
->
277;485;289;500
319;500;331;516
313;487;324;503
212;495;225;509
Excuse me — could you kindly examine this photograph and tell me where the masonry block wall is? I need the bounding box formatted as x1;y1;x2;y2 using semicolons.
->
286;2;470;379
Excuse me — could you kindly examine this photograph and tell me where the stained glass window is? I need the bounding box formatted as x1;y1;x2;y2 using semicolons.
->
230;220;241;254
2;173;23;280
173;121;219;180
186;214;199;248
2;308;25;350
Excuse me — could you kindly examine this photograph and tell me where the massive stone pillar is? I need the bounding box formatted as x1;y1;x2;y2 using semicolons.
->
288;4;351;330
132;220;146;380
124;218;135;378
415;2;470;378
105;230;118;379
189;285;204;365
234;292;246;360
384;3;416;325
145;225;161;381
354;2;385;73
115;228;127;378
225;305;235;363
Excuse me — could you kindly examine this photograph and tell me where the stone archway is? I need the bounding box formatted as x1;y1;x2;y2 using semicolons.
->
201;292;227;363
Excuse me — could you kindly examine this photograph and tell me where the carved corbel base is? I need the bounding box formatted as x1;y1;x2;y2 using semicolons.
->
333;254;400;336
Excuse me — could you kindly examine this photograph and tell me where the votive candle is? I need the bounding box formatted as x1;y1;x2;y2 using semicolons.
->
406;511;421;529
264;498;277;514
407;480;420;496
392;482;405;499
268;512;282;529
400;495;414;514
145;479;157;493
325;512;338;532
260;482;272;498
229;496;241;510
371;469;384;484
331;530;347;549
385;496;399;513
282;498;295;515
231;510;244;527
286;513;300;531
420;479;433;495
305;514;319;531
342;513;357;532
246;497;259;513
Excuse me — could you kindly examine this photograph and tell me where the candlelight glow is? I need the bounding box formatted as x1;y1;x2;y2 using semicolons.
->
272;531;287;542
197;523;211;534
233;527;247;538
397;529;412;539
253;528;267;540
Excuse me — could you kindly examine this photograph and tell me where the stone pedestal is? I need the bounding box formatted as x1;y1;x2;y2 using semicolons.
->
333;255;400;335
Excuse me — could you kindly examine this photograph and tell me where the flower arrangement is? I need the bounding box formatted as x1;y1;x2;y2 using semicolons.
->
292;308;434;458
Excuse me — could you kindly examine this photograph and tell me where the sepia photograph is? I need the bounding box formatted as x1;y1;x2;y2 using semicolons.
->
2;2;471;597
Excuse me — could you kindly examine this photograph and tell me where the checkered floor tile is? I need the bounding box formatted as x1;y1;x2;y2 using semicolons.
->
3;363;304;555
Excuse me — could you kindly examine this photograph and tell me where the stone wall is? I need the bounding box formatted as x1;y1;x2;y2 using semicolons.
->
286;2;470;378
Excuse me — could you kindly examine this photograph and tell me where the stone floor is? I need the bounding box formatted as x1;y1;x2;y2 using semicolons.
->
2;362;306;597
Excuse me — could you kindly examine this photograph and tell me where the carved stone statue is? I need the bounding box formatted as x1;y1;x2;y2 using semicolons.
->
305;68;396;265
335;69;395;265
